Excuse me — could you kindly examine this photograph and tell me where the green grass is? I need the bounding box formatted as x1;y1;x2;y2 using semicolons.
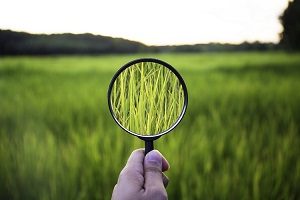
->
0;52;300;200
110;61;184;135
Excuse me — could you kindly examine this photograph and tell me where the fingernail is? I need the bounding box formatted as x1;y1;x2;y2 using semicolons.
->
145;150;162;165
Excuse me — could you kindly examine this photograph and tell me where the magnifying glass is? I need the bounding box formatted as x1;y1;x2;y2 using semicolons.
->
108;58;188;154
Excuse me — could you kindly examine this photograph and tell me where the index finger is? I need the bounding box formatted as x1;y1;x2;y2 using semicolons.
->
117;149;145;186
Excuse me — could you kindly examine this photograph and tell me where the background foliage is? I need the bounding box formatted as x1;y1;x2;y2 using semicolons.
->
280;0;300;50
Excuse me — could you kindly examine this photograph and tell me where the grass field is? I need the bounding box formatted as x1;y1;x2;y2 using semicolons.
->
0;52;299;200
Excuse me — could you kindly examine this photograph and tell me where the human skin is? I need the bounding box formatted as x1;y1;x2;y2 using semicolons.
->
111;149;170;200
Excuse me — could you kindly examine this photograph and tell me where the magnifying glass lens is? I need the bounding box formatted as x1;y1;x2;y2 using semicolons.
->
109;60;185;136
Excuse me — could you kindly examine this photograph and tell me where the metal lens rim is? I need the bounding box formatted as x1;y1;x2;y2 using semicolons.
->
107;58;188;139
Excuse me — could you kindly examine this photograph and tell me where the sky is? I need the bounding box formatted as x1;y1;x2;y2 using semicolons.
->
0;0;290;45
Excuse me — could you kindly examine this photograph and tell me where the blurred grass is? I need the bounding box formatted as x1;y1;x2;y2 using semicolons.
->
0;52;299;200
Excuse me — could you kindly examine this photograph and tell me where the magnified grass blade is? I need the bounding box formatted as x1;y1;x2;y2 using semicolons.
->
111;61;184;136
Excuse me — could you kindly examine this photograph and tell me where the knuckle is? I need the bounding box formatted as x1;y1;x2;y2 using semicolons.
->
130;149;144;157
118;166;144;184
145;165;162;174
118;167;130;182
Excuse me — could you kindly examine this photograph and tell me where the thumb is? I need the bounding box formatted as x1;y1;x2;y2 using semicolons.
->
144;150;164;191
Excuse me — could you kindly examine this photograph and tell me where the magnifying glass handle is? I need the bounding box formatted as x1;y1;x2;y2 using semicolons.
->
145;140;154;155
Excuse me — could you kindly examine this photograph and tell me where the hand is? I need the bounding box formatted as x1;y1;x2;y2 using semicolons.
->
112;149;170;200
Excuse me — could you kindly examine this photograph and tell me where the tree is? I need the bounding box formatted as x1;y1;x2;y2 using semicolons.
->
280;0;300;50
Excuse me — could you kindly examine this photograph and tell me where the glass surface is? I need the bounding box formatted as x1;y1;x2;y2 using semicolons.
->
110;61;184;136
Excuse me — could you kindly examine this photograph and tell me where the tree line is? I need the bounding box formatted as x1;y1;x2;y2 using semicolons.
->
0;30;148;55
0;29;279;55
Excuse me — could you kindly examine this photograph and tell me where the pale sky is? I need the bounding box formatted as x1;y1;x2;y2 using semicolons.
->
0;0;289;45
